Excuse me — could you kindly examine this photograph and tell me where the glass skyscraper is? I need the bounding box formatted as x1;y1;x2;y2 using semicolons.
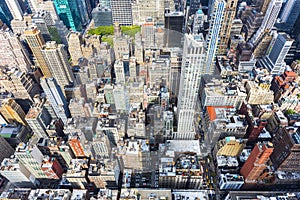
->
53;0;83;31
0;0;13;26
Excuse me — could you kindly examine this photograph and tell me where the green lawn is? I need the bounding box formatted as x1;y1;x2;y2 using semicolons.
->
101;36;114;46
88;25;141;37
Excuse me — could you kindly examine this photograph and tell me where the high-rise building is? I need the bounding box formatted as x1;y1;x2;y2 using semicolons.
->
113;84;130;114
193;9;206;34
250;0;283;44
176;34;206;140
131;0;166;25
24;26;52;77
0;136;14;163
0;67;39;101
32;10;56;42
4;0;23;20
0;157;36;188
41;41;74;89
40;77;70;124
14;143;48;180
271;128;300;172
240;142;273;184
0;1;13;26
25;106;51;139
205;0;226;73
278;0;300;32
67;32;83;65
110;0;133;26
218;0;238;55
53;0;82;31
0;21;31;73
0;98;27;126
92;5;113;27
259;32;293;75
164;11;184;48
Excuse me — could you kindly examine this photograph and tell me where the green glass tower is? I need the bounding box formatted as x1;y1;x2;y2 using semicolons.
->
53;0;82;31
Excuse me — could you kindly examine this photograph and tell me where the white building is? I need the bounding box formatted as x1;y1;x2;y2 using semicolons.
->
176;34;206;140
41;41;75;89
40;77;70;124
4;0;23;20
205;0;225;73
251;0;283;43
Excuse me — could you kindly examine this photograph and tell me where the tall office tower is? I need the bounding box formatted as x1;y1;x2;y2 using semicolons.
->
54;20;70;47
77;0;91;27
0;0;13;26
27;0;39;14
4;0;23;20
25;106;51;138
113;84;130;114
253;0;272;14
164;11;184;48
41;41;75;89
242;9;264;41
240;142;273;184
24;26;52;77
110;0;133;26
0;68;39;101
0;137;14;163
67;32;83;66
131;0;165;25
141;22;155;48
0;21;31;73
0;157;36;188
271;128;300;172
92;5;113;27
193;9;205;34
0;98;27;126
176;34;206;140
278;0;300;32
14;143;48;180
53;0;82;31
32;10;56;42
250;0;283;44
114;59;126;84
259;32;293;75
40;77;70;124
218;0;238;55
37;0;59;21
205;0;225;73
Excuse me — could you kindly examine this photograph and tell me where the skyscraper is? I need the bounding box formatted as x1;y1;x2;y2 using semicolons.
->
218;0;238;54
110;0;133;26
40;77;70;124
259;32;293;75
41;41;75;89
25;106;51;139
205;0;225;73
0;0;13;26
278;0;300;32
0;21;31;73
67;32;83;65
176;34;206;140
0;98;27;126
24;26;52;77
251;0;283;44
4;0;23;20
53;0;82;31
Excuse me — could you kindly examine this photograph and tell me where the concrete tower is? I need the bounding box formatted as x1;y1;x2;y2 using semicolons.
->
176;34;206;140
205;0;226;73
